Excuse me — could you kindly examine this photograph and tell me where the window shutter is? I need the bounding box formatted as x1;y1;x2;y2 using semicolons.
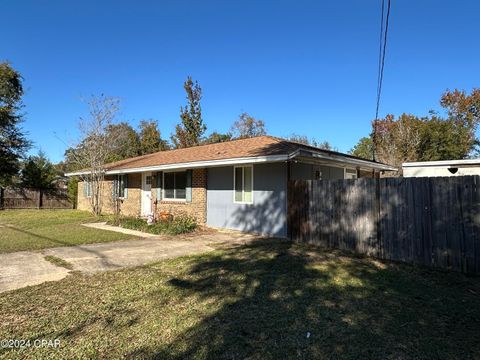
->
156;171;163;200
83;180;88;197
123;175;128;199
186;170;192;203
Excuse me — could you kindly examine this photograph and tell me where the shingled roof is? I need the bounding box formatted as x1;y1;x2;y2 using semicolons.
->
66;136;395;175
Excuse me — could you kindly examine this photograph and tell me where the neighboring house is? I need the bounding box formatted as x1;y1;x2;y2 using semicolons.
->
66;136;395;237
403;159;480;177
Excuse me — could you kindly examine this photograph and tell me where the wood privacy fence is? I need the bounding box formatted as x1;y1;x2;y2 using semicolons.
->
288;176;480;275
0;188;73;210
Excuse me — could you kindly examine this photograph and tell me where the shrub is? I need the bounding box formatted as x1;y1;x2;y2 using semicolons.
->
107;214;197;235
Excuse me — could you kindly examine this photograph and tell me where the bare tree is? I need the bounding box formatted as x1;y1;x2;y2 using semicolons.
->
71;95;121;215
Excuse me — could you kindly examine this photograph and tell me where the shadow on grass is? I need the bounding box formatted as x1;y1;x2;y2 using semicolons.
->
127;239;480;359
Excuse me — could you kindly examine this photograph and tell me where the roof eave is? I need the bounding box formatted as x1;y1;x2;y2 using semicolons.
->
65;155;289;176
292;149;397;171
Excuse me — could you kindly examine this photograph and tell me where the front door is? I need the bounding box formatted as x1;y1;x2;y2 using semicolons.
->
141;172;152;216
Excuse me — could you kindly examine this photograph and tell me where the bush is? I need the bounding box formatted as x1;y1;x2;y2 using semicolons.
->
107;214;197;235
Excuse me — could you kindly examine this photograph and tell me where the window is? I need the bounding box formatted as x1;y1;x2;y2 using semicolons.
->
163;171;187;200
84;180;92;197
146;175;152;185
234;166;253;204
113;175;128;198
345;168;357;179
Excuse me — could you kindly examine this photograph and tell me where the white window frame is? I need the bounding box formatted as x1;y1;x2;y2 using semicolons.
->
344;168;357;179
162;170;187;202
114;174;128;199
84;180;92;198
233;165;254;204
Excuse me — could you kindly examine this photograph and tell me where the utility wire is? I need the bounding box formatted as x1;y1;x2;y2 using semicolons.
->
375;0;385;113
373;0;392;161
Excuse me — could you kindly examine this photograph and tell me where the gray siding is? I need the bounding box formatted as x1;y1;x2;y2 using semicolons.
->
291;163;345;180
207;163;287;237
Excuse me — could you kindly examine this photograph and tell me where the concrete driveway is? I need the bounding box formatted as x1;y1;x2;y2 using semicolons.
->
0;226;257;293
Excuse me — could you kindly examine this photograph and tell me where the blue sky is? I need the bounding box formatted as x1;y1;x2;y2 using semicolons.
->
2;0;479;162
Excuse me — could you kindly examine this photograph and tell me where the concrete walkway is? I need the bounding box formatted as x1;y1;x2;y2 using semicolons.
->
0;226;258;293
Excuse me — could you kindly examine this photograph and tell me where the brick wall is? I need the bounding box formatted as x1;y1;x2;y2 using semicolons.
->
77;173;141;217
152;168;207;223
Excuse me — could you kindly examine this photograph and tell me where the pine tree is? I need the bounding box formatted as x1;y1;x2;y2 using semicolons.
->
171;77;206;148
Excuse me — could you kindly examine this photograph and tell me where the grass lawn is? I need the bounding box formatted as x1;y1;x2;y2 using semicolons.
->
0;239;479;359
0;210;137;253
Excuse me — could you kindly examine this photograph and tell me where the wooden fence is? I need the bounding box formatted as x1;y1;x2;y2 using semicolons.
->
0;188;73;210
288;176;480;275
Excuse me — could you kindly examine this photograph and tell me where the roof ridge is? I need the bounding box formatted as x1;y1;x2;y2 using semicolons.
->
102;135;274;169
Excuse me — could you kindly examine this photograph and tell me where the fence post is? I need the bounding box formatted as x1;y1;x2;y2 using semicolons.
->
0;187;4;210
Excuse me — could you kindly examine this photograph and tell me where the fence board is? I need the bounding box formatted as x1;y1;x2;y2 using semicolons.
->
288;176;480;275
0;188;73;210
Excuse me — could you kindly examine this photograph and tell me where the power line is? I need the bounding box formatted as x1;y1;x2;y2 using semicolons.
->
375;0;385;113
376;0;391;121
373;0;392;161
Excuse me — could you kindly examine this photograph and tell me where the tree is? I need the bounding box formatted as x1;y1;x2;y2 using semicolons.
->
288;134;337;151
106;122;141;161
438;88;480;157
203;131;232;144
417;116;475;161
373;113;422;167
139;120;169;154
349;137;374;160
171;76;205;148
20;151;57;188
69;95;121;215
230;112;266;139
351;89;480;173
0;62;30;186
316;141;337;151
288;134;311;145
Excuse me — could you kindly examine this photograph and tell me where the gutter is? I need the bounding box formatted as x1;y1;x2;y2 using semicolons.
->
294;149;397;171
65;155;289;176
65;151;396;177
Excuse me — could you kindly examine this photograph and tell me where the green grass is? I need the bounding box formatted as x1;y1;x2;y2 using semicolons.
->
44;255;74;270
0;210;138;253
0;239;478;359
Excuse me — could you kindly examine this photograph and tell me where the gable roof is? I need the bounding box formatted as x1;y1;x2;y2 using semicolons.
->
66;136;395;175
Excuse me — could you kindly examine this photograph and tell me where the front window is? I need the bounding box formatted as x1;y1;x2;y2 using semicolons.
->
113;175;128;198
85;180;92;197
234;166;253;204
164;171;186;200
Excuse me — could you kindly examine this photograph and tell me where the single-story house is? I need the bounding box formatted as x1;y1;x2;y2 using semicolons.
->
66;136;395;237
403;159;480;177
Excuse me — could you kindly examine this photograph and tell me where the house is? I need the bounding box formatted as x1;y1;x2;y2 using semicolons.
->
66;136;395;237
403;159;480;177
